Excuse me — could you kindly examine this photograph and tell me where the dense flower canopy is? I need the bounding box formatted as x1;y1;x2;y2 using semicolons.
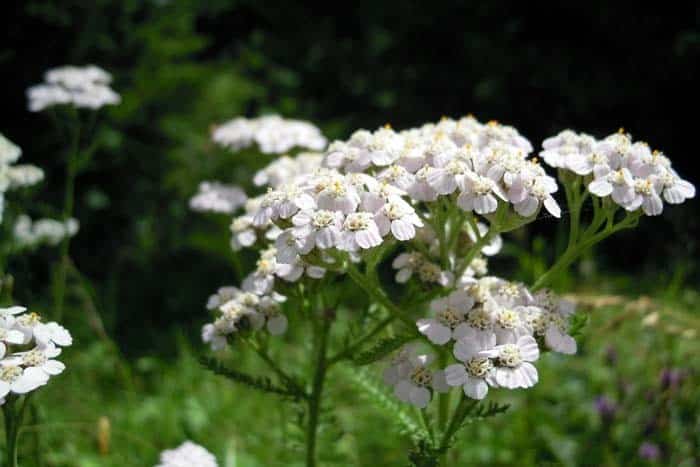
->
196;114;695;408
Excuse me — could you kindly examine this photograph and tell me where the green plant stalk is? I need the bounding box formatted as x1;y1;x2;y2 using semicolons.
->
2;395;32;467
438;394;477;453
54;119;82;321
345;262;415;328
533;210;641;290
437;350;449;431
454;228;495;280
328;315;395;366
305;314;330;467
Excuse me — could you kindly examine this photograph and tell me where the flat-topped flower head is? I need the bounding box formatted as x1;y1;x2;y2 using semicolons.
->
212;115;326;154
27;65;120;111
189;182;247;214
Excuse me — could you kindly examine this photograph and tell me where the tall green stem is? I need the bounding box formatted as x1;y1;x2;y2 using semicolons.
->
54;120;81;321
3;395;32;467
306;313;331;467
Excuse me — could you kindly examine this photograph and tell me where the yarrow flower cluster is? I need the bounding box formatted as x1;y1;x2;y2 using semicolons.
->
12;215;79;250
323;118;561;219
189;181;247;214
198;112;694;450
212;115;327;154
0;133;46;223
26;65;120;112
155;441;218;467
0;306;72;404
202;283;289;350
541;129;695;216
393;278;577;405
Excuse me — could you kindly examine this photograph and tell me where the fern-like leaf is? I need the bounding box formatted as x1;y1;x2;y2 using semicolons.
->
340;366;428;442
353;334;415;366
569;311;589;337
200;356;306;400
462;401;510;425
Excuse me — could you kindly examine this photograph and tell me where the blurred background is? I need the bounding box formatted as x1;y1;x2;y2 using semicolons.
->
1;1;698;465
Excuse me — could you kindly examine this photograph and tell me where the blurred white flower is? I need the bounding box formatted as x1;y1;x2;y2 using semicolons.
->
155;441;218;467
27;65;120;112
189;181;247;214
13;215;79;250
212;115;326;154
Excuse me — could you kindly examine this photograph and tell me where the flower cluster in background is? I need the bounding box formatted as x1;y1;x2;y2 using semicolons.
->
0;306;72;404
541;130;695;215
212;115;327;154
155;441;218;467
12;215;79;251
189;181;247;214
1;133;45;223
26;65;121;112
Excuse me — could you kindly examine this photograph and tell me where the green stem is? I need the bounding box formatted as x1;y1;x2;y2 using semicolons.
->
3;395;32;467
437;351;449;431
248;339;307;397
306;314;331;467
54;120;82;321
438;395;477;452
345;263;414;327
454;229;495;280
328;315;395;366
533;211;641;290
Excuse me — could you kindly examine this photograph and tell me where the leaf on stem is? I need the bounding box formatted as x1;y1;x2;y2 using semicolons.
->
352;334;415;366
200;356;306;400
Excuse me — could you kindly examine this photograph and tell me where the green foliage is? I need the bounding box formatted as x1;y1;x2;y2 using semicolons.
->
353;334;415;366
463;401;511;426
200;356;306;400
340;366;428;443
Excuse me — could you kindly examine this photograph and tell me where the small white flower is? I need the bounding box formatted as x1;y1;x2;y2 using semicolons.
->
32;322;73;347
418;291;475;345
457;174;506;214
156;440;218;467
339;212;383;251
445;332;497;399
291;209;344;251
385;348;445;409
0;326;24;358
0;365;48;399
527;290;577;355
626;178;663;216
374;196;423;241
479;335;540;389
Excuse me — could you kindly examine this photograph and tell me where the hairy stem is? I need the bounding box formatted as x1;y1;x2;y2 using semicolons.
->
306;314;331;467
